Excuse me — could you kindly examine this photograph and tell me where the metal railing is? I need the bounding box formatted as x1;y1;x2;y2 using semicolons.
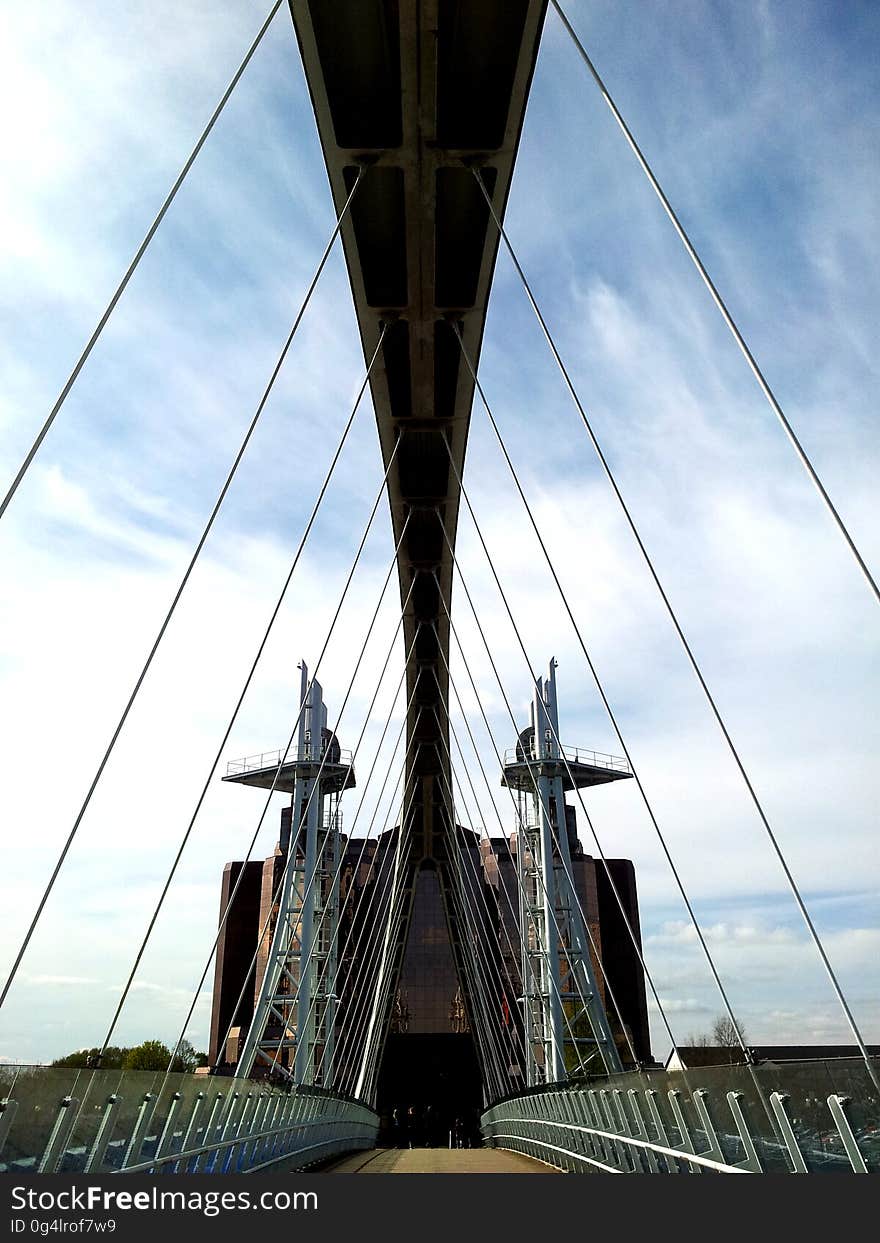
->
482;1058;880;1174
226;746;354;778
502;744;630;774
0;1067;377;1175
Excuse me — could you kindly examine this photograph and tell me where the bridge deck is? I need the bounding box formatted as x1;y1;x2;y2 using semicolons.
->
324;1148;556;1174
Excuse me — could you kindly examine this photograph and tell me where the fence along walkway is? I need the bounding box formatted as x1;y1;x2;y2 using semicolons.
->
0;1067;377;1175
482;1058;880;1175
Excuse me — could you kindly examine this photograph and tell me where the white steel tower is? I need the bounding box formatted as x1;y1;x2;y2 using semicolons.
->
228;663;354;1083
502;660;630;1084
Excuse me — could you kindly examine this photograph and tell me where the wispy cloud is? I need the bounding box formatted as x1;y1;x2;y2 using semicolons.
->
0;0;876;1064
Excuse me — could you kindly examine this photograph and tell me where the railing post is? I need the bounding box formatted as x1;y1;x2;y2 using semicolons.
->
645;1090;678;1173
613;1089;644;1173
692;1089;727;1168
152;1091;183;1170
626;1089;659;1173
827;1095;868;1174
189;1092;224;1173
667;1089;700;1174
585;1090;614;1167
597;1089;628;1170
244;1093;276;1170
38;1097;81;1174
768;1092;808;1173
220;1092;254;1174
260;1092;287;1165
0;1099;20;1163
121;1093;158;1171
84;1094;121;1174
725;1091;764;1173
173;1091;205;1173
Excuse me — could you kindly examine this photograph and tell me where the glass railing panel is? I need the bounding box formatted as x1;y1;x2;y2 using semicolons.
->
0;1066;90;1173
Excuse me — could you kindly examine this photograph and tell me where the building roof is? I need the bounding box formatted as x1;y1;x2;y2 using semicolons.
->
666;1044;880;1070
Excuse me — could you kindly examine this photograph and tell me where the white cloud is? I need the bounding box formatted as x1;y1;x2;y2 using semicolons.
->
0;1;877;1067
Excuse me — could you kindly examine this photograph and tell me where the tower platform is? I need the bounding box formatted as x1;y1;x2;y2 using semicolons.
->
224;745;355;795
501;742;631;793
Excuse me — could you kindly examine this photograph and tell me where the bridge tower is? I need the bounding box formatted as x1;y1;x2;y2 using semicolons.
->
503;661;630;1084
227;664;355;1084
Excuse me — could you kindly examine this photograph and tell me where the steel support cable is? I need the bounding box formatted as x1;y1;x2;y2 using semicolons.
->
433;733;532;1069
430;635;640;1071
230;609;419;1084
440;730;536;1024
433;637;636;1083
430;698;600;1070
430;758;521;1089
96;326;389;1064
430;755;533;1090
357;825;421;1106
67;465;408;1135
117;435;404;1083
334;817;417;1095
454;327;754;1073
547;1;879;607
197;653;413;1090
209;567;418;1080
258;635;421;1078
254;595;420;1076
353;765;423;1101
337;829;414;1095
430;586;641;1074
161;440;402;1074
0;167;367;1016
470;176;880;1096
438;511;778;1146
315;716;423;1086
336;782;420;1096
433;512;684;1075
266;778;413;1082
342;830;415;1101
263;764;414;1083
302;685;423;1081
332;823;414;1092
434;692;636;1073
0;0;287;522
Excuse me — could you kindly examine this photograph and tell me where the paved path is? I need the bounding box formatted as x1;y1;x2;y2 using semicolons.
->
325;1148;556;1173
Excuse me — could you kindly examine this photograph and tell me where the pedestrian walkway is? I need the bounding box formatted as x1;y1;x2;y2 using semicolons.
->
325;1148;557;1173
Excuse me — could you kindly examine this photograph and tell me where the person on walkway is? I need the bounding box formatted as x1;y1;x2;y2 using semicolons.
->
391;1105;404;1148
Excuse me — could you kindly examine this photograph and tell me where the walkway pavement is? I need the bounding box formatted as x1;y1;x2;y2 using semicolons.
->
325;1148;557;1173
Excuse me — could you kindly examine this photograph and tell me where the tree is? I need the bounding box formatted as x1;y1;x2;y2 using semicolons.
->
169;1040;208;1073
51;1046;126;1069
681;1015;747;1049
122;1040;173;1071
710;1014;747;1047
50;1040;208;1072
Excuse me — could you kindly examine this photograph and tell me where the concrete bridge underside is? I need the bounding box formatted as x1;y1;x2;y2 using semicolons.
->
291;0;548;1054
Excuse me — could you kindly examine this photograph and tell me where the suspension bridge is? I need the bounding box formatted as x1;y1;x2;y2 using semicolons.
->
0;1;877;1178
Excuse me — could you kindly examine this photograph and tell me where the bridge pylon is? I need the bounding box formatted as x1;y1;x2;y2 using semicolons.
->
503;660;629;1084
227;663;354;1084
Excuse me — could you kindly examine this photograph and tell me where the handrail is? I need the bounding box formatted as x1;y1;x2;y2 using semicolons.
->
226;746;354;777
502;744;630;773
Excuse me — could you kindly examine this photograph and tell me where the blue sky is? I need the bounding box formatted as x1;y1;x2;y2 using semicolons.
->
0;0;877;1063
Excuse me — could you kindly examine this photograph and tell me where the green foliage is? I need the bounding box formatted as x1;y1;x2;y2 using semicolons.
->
50;1040;208;1071
51;1046;126;1069
122;1040;173;1071
170;1040;209;1073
